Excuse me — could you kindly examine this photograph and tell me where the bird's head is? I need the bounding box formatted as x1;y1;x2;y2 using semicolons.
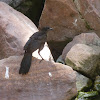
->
41;27;53;32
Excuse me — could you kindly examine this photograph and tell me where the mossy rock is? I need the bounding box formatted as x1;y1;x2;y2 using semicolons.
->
75;91;99;100
94;76;100;92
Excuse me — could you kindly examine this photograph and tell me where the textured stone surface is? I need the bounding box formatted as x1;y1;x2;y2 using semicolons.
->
75;71;92;91
62;32;100;60
39;0;89;60
39;0;87;42
0;2;38;59
94;76;100;92
65;44;100;79
56;55;65;64
39;0;100;60
0;56;77;100
74;0;100;37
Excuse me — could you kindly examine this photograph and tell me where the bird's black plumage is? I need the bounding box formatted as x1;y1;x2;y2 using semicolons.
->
19;27;52;75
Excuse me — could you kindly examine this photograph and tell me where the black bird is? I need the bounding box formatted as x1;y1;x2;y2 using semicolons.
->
19;27;53;75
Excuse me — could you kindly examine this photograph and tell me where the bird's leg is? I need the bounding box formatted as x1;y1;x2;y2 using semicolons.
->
38;50;44;60
38;47;44;63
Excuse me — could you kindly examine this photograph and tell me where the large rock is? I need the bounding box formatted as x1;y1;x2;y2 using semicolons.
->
65;44;100;79
0;56;77;100
62;32;100;60
39;0;100;59
39;0;100;60
0;2;38;59
74;0;100;37
39;0;88;60
39;0;87;42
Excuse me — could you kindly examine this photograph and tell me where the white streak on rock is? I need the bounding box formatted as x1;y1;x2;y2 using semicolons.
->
48;72;52;77
73;19;78;26
5;66;9;79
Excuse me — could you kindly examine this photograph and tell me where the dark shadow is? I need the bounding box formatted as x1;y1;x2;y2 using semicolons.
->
25;0;45;27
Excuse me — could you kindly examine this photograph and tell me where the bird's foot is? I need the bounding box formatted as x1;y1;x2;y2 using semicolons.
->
39;58;44;63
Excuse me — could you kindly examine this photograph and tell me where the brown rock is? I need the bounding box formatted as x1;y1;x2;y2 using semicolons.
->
39;0;100;60
0;56;77;100
0;2;38;60
62;32;100;60
39;0;87;42
74;0;100;37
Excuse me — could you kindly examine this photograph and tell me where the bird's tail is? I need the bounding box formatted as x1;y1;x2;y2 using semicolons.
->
19;52;32;75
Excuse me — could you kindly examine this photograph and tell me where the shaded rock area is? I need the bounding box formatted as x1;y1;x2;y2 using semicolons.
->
94;76;100;92
56;55;65;64
0;0;23;8
75;91;99;100
15;0;45;26
74;0;100;36
0;1;38;60
0;56;77;100
75;71;92;92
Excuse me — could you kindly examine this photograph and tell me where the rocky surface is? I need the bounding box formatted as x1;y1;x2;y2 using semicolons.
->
56;55;65;64
62;32;100;60
65;44;100;79
39;0;87;42
94;76;100;92
39;0;100;60
74;0;100;37
0;2;37;60
0;56;77;100
75;71;92;91
75;91;99;100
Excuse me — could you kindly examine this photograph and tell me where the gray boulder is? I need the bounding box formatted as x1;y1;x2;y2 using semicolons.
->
65;44;100;79
75;71;92;91
62;32;100;60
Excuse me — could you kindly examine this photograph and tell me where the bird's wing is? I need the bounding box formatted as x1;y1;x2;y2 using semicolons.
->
24;38;32;50
23;32;39;50
24;31;45;50
30;31;45;40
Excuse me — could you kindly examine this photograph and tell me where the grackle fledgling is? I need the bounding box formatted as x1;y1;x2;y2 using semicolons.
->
19;27;53;75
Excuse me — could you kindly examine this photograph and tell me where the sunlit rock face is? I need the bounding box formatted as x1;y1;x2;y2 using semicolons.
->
0;1;38;59
0;56;77;100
